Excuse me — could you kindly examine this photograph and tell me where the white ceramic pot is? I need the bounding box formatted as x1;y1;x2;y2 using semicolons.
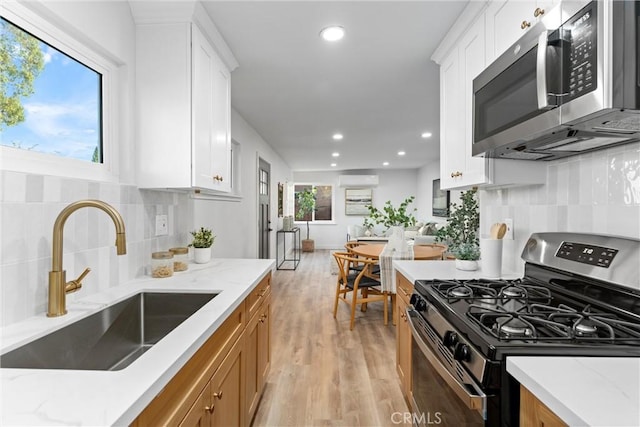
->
455;259;478;271
193;247;211;264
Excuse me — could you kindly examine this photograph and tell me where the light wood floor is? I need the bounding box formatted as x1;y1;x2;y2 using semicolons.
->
251;249;411;426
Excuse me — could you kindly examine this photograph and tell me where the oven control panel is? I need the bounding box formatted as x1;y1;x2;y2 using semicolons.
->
556;241;618;268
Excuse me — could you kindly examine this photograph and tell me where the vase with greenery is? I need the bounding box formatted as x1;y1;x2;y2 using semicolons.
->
296;188;316;252
365;196;417;233
435;188;480;269
189;227;215;263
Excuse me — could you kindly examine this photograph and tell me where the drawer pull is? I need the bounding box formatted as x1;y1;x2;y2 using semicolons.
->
521;20;531;30
214;391;223;400
205;405;215;413
451;171;462;178
533;7;545;17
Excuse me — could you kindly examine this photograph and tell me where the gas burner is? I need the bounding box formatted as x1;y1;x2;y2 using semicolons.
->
500;286;527;299
449;286;472;298
574;321;598;336
496;319;534;338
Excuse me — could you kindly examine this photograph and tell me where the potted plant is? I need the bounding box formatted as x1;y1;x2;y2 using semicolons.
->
189;227;215;264
365;196;417;233
296;188;316;252
435;188;480;270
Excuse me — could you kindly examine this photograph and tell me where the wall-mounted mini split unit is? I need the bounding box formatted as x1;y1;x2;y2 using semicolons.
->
337;175;379;187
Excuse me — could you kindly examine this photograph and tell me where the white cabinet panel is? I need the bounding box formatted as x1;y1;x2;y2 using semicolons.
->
137;22;231;193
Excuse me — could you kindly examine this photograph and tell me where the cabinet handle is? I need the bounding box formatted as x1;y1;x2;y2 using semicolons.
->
400;288;410;297
451;171;462;178
214;391;223;400
205;405;215;413
212;175;224;182
521;20;531;30
259;314;267;323
533;7;545;17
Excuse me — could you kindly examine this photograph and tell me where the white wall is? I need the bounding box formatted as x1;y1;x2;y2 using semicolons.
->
193;109;292;260
481;141;640;275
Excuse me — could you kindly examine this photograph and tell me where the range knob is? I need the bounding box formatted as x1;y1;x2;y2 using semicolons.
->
409;294;427;312
453;343;471;362
443;331;459;348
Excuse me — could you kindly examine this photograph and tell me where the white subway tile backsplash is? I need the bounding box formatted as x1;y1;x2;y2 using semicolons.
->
482;141;640;274
0;172;191;326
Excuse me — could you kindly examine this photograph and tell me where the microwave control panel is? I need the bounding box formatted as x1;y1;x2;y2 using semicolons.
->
565;2;597;101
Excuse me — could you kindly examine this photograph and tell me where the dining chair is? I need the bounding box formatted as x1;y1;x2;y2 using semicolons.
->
332;251;388;330
344;241;381;275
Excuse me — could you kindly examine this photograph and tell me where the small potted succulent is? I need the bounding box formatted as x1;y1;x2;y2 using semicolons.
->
435;188;480;270
189;227;215;264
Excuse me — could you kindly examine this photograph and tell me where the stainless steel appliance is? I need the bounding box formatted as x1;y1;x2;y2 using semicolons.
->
407;232;640;426
473;1;640;161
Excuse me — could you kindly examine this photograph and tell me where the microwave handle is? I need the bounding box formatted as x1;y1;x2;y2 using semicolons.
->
536;31;551;110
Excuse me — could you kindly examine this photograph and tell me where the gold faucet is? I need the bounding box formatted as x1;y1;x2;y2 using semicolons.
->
48;200;127;317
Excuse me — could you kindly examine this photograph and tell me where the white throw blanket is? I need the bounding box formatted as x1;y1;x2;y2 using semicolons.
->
379;244;414;293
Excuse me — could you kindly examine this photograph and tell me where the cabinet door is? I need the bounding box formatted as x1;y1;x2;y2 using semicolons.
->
395;273;413;404
439;49;463;189
485;0;559;63
192;25;231;192
210;336;245;427
245;291;271;423
440;16;489;190
180;383;212;427
257;292;271;391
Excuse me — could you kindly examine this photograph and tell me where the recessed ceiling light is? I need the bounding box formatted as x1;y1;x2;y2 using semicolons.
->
397;151;406;156
332;133;343;140
320;26;345;42
421;132;432;138
332;152;340;157
383;162;389;166
331;163;337;167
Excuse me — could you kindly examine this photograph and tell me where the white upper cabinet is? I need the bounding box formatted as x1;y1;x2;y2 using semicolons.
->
433;1;546;190
440;16;489;190
485;0;558;63
132;2;237;194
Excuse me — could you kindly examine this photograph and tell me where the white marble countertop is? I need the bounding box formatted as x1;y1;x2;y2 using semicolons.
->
393;258;521;283
0;258;275;426
508;357;640;426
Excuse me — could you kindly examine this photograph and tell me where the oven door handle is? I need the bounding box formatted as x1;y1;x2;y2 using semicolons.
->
406;308;486;413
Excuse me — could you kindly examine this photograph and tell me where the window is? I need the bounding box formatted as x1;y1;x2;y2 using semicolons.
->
1;17;102;163
0;3;118;181
294;184;334;222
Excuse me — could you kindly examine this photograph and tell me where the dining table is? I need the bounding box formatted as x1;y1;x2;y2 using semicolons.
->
347;242;447;325
348;242;447;260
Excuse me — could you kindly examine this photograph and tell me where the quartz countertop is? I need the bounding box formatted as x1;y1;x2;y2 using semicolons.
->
0;258;275;426
393;258;521;283
508;357;640;426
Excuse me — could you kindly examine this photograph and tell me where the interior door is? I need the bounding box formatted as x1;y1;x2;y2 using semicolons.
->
258;158;271;259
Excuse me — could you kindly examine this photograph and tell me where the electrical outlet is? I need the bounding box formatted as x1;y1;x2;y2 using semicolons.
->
155;214;168;236
503;218;514;240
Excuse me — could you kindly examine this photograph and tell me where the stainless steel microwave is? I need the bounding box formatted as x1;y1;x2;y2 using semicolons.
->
473;0;640;161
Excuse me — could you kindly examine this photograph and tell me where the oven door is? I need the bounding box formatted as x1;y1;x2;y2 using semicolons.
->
407;308;487;427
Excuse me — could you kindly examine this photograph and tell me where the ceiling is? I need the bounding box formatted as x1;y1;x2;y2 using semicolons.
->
202;1;468;172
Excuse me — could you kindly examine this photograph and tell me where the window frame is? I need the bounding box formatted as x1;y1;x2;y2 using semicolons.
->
0;2;119;182
293;182;335;224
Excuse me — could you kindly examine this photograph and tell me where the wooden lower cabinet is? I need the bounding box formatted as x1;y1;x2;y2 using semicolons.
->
245;290;271;422
133;272;271;427
396;272;414;407
520;385;568;427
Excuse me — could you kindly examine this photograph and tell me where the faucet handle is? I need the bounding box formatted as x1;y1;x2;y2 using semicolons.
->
66;267;91;294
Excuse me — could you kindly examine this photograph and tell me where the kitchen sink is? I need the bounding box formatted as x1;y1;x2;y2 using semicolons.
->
0;292;217;371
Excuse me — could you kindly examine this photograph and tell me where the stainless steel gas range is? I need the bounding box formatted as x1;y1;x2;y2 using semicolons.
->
407;232;640;426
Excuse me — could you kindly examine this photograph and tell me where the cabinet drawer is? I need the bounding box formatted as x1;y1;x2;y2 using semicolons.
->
246;273;271;320
396;272;414;303
133;302;245;426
